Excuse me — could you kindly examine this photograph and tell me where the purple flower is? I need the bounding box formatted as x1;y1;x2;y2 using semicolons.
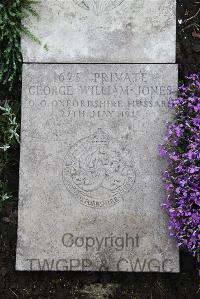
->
193;117;200;127
194;104;200;113
159;74;200;258
158;144;168;157
170;153;179;161
189;166;198;174
175;125;183;137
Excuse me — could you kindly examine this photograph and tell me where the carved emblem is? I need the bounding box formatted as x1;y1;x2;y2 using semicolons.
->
63;129;136;208
73;0;125;15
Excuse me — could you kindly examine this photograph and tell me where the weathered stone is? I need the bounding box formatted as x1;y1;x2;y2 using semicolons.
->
16;64;179;272
22;0;176;63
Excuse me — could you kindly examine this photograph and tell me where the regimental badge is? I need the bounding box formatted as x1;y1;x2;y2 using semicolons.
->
63;128;136;208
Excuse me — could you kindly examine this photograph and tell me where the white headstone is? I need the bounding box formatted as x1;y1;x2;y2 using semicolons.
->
16;63;179;272
22;0;176;63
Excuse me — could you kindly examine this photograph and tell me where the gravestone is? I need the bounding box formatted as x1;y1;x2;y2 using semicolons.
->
22;0;176;63
16;64;179;272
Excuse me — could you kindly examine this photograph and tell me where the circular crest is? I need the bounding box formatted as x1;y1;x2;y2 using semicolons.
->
63;129;136;208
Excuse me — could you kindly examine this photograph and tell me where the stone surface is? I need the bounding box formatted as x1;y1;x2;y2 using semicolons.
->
22;0;176;63
16;64;179;272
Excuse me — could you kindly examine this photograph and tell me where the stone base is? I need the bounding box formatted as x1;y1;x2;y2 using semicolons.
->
16;64;179;272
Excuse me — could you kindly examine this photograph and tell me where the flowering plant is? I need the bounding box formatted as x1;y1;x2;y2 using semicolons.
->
159;74;200;257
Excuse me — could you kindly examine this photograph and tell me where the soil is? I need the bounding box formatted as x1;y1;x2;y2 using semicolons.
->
0;1;200;298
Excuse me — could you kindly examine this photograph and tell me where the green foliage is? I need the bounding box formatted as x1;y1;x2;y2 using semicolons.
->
0;100;20;211
0;0;40;89
0;181;12;210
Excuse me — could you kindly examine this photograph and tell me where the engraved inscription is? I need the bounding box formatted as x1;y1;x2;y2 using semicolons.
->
73;0;125;15
63;128;136;208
